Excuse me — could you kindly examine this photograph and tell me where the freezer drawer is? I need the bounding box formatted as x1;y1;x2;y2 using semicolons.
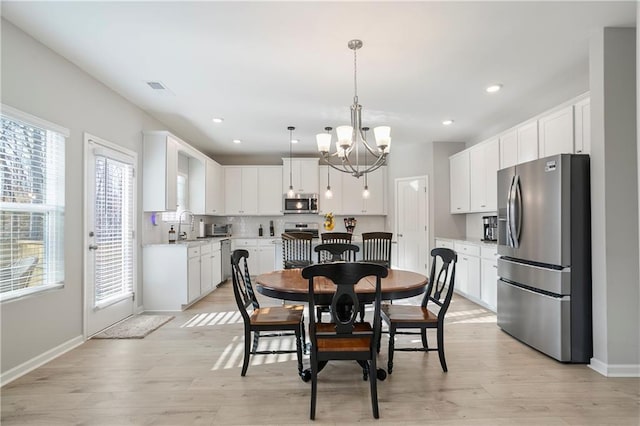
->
498;257;571;295
497;279;571;361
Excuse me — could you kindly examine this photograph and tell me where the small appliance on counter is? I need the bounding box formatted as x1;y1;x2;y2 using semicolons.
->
344;217;357;234
284;222;319;238
482;215;498;242
208;223;232;237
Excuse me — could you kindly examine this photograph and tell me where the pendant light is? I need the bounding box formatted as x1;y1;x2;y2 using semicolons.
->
322;127;333;199
362;127;370;199
287;126;295;198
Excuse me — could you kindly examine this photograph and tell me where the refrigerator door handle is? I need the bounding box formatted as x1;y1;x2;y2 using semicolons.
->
507;175;518;247
513;174;522;247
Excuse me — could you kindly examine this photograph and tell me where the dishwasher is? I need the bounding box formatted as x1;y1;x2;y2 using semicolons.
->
220;239;232;283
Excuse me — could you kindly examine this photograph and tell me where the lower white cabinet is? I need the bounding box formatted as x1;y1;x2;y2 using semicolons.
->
211;242;222;288
143;242;218;311
480;246;498;312
454;241;480;300
233;238;277;275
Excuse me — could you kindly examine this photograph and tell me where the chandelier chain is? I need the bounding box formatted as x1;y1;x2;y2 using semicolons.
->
353;46;358;103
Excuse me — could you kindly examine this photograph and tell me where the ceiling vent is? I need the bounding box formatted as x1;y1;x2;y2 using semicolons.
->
146;81;167;91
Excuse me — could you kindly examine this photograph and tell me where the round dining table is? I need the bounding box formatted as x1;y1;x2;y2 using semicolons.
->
255;267;428;305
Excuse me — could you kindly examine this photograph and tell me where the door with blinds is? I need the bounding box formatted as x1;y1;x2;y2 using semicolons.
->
85;134;137;336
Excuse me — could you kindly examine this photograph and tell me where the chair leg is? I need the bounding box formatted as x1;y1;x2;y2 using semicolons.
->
316;306;323;322
300;319;307;355
359;304;365;322
387;327;395;374
437;322;447;372
241;328;251;376
295;329;303;377
369;358;379;419
421;328;429;349
310;355;317;420
252;330;260;353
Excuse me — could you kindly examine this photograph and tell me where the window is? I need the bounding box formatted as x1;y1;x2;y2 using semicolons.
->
0;105;68;301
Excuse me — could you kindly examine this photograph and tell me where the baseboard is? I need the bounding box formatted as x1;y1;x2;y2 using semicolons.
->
1;335;85;387
589;357;640;377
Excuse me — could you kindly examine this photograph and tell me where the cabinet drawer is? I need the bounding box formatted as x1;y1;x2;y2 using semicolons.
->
200;244;212;255
435;239;454;249
481;245;498;260
454;242;480;257
234;239;258;247
188;246;201;258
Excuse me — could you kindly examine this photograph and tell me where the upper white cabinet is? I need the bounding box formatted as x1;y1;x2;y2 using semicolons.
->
282;158;319;194
224;166;258;215
517;121;539;163
257;166;284;215
499;130;518;169
191;157;224;215
469;138;499;212
539;105;574;158
318;166;343;215
142;131;179;211
341;167;386;215
574;98;591;155
449;151;470;214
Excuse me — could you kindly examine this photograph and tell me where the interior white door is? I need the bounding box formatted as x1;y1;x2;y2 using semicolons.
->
395;176;429;275
85;134;136;336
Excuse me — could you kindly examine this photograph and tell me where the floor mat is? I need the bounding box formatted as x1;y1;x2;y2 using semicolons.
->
92;315;174;339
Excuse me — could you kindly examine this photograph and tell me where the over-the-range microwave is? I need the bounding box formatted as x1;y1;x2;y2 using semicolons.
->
283;193;318;214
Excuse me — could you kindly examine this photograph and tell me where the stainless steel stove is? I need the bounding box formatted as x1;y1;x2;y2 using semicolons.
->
283;222;319;238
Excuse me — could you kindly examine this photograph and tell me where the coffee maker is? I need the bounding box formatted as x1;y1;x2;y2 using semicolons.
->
482;215;498;241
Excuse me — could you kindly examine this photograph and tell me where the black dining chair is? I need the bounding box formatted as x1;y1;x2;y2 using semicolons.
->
230;249;305;379
381;247;457;374
302;261;388;420
313;243;360;322
319;232;353;262
361;232;393;267
282;232;314;269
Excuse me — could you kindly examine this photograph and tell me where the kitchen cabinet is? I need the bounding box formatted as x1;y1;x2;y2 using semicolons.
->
257;166;284;215
233;238;277;275
449;151;470;213
517;121;539;164
190;156;224;216
224;166;258;215
142;131;179;211
453;241;480;301
469;138;499;212
200;243;213;294
539;105;574;158
143;241;220;311
341;166;386;215
574;98;590;155
480;246;498;312
499;129;518;169
318;166;343;215
282;158;319;194
211;241;222;288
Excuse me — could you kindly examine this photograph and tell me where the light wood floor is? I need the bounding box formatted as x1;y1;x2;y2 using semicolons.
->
2;281;639;425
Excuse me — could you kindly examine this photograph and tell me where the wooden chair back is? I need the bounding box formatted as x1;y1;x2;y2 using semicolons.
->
422;247;457;315
314;243;360;263
282;232;314;269
230;249;259;321
361;232;393;267
319;232;353;262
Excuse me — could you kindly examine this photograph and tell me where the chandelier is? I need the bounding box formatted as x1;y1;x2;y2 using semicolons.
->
316;39;391;178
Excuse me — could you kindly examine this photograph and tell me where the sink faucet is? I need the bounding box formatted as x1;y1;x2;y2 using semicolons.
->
177;210;194;241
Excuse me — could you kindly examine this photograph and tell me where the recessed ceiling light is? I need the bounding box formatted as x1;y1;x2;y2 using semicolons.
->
291;139;299;144
212;117;224;123
233;139;241;144
486;84;503;93
442;119;454;126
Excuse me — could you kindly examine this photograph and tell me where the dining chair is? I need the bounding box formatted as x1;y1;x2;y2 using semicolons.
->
361;232;393;267
230;249;305;379
281;232;314;269
313;243;360;322
319;232;353;262
381;247;457;374
302;261;388;420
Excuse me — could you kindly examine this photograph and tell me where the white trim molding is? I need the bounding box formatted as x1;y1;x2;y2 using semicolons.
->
1;335;84;387
589;357;640;377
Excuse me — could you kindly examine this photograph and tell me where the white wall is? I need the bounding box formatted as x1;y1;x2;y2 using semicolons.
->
0;20;174;375
589;27;639;375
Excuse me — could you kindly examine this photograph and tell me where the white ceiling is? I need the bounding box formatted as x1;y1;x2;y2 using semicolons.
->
1;1;636;161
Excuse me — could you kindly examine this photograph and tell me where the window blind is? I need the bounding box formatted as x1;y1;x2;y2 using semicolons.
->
0;110;66;299
94;155;134;305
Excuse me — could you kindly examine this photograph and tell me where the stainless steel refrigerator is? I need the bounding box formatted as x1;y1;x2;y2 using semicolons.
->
497;154;592;363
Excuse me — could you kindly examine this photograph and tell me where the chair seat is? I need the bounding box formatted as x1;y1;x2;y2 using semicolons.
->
251;305;304;326
315;322;373;352
382;304;438;323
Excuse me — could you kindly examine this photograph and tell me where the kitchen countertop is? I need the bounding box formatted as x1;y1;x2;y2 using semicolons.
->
435;237;497;246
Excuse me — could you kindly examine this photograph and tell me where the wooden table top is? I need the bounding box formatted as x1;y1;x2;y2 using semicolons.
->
255;268;428;303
